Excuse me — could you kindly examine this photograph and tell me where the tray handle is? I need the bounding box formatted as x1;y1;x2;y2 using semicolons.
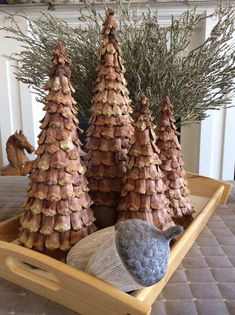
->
0;242;150;315
5;256;60;291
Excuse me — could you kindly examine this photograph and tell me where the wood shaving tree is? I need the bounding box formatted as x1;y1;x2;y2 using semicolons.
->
118;94;175;231
157;96;194;227
85;8;133;228
19;41;97;252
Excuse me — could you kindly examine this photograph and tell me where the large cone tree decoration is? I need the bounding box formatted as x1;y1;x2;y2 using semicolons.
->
19;42;97;252
85;8;133;228
157;96;194;228
118;94;175;230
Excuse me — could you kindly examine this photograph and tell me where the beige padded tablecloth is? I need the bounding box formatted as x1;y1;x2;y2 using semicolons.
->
0;176;235;315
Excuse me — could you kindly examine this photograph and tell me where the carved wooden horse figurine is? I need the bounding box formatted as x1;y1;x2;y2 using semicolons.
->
0;130;35;176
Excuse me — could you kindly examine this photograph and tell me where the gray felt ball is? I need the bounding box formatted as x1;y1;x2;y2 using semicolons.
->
115;219;183;287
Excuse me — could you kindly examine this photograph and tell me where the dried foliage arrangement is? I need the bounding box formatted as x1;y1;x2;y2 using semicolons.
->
85;8;133;228
19;42;97;252
2;2;235;125
118;94;175;230
157;96;194;228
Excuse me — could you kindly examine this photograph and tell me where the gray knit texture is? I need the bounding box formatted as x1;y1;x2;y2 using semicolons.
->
115;219;183;287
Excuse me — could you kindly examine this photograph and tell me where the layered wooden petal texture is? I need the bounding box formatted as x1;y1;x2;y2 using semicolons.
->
156;96;194;226
85;8;133;211
19;41;97;252
117;94;175;231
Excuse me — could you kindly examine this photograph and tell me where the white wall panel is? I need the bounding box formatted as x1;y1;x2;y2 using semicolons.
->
0;15;42;167
182;9;235;180
197;11;235;179
181;24;203;174
19;83;44;156
221;105;235;180
0;58;22;166
181;123;200;173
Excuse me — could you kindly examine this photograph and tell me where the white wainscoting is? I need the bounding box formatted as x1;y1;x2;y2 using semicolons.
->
0;1;235;179
0;15;44;165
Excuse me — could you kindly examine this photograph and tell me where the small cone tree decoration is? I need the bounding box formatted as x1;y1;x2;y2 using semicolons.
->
19;41;97;252
85;8;133;228
118;94;175;230
157;96;194;228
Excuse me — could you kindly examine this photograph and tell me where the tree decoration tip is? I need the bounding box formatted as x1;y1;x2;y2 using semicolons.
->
163;96;171;105
51;40;71;66
102;7;118;36
163;95;170;102
105;7;115;16
160;96;174;114
134;94;152;119
137;94;149;107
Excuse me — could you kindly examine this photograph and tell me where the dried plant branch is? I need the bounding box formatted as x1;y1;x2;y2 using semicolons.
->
1;2;235;125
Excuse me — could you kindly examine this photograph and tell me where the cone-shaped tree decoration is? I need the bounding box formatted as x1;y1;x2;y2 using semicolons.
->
85;8;133;228
117;94;175;230
157;96;194;228
19;41;97;252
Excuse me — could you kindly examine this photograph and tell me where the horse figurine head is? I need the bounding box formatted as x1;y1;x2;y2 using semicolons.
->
1;130;35;176
11;130;35;154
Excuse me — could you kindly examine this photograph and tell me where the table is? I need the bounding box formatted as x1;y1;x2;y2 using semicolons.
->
0;176;235;315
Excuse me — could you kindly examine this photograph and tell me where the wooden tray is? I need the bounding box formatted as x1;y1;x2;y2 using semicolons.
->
0;173;232;315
